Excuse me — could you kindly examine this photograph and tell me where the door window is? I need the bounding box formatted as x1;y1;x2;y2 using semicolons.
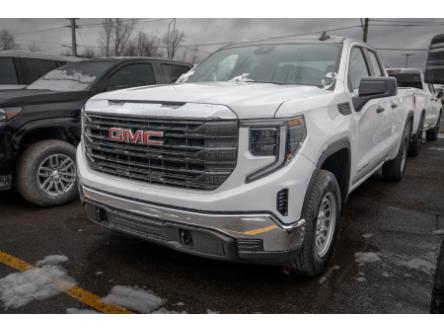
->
106;63;155;90
348;47;370;92
0;57;18;84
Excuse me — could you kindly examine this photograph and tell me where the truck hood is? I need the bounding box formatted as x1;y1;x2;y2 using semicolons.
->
96;82;329;118
0;89;92;107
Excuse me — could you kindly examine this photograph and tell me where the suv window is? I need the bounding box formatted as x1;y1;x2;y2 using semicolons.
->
388;72;423;89
0;57;18;84
348;47;370;92
21;58;60;84
367;51;383;76
106;63;155;90
161;63;191;83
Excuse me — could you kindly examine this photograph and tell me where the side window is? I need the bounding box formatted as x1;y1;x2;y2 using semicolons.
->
21;58;59;84
0;57;18;84
367;51;383;76
161;64;191;83
348;47;370;92
106;63;155;90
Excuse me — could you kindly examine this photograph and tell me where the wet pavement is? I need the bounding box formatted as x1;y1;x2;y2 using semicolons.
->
1;138;444;314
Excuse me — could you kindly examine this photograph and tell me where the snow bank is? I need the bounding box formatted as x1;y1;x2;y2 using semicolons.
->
0;255;75;309
102;285;165;314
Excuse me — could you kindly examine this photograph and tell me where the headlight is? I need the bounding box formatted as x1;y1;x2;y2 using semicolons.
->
0;107;22;122
244;116;306;182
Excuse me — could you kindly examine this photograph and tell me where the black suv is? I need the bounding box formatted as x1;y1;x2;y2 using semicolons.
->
0;57;192;206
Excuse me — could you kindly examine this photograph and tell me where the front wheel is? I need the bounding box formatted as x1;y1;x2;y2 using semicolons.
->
17;140;78;207
426;111;442;142
284;170;341;277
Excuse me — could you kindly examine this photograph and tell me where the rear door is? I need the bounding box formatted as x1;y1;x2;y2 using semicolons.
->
349;46;387;184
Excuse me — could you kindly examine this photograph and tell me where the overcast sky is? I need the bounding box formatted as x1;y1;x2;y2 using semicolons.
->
0;18;443;68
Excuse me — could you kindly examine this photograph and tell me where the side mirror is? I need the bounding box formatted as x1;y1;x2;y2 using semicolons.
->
352;77;397;111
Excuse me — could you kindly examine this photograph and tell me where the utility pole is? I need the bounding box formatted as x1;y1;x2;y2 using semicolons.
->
402;53;415;67
67;18;78;57
362;18;369;42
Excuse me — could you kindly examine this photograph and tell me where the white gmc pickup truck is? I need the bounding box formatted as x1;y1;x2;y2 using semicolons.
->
77;35;415;276
387;68;442;156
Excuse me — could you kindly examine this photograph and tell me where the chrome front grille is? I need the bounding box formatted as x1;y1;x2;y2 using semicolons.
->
83;112;239;190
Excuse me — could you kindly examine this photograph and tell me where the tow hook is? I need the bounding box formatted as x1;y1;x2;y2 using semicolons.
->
179;229;193;246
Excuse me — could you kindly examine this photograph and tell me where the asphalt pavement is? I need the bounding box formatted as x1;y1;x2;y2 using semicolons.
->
1;137;444;314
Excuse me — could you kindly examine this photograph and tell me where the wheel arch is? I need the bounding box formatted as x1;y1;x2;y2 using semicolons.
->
305;138;351;206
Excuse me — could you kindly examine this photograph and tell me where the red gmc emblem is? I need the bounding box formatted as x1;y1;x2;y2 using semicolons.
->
108;127;164;145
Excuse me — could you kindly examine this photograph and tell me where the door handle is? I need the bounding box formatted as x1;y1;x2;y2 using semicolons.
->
376;106;385;113
391;103;398;109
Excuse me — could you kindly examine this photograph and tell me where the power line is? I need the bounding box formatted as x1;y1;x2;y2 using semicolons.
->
372;19;444;25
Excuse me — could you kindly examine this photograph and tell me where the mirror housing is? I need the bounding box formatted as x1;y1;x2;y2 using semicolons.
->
352;77;397;111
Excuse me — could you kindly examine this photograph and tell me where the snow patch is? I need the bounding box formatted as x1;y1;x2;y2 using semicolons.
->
362;233;374;239
207;309;219;314
433;229;444;235
356;276;367;282
102;286;165;313
354;252;382;265
36;255;68;267
402;258;435;275
319;265;340;285
0;256;75;309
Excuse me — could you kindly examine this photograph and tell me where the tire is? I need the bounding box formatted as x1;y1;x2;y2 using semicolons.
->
426;110;442;142
409;114;424;157
284;170;342;277
17;140;78;207
382;120;411;182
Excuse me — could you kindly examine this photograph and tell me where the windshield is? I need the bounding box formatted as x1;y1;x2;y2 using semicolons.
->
388;73;423;89
27;61;115;92
186;43;340;87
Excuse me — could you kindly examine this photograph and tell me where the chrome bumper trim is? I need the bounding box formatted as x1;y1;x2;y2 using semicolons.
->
81;185;305;252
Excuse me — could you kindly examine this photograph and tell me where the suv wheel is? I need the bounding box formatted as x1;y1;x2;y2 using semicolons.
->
382;120;411;181
409;114;424;157
284;170;341;276
426;111;442;142
17;140;78;207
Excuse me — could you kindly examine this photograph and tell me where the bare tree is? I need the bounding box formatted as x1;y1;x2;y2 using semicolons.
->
113;18;137;56
163;28;185;60
0;30;17;50
126;32;161;57
100;18;114;56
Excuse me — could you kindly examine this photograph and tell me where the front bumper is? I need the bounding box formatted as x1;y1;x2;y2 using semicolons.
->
80;184;306;265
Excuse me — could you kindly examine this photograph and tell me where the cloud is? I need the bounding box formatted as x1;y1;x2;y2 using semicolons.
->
0;18;442;68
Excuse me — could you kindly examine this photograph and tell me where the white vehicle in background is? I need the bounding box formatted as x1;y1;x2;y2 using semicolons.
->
78;35;415;276
387;68;442;155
